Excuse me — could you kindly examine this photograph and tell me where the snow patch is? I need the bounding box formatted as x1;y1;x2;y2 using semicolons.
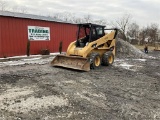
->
0;53;59;60
133;59;146;62
0;55;27;60
0;87;34;101
80;79;92;84
119;63;134;70
50;52;61;55
76;92;107;109
114;58;146;71
148;56;156;59
0;86;68;113
156;72;160;76
63;80;77;84
4;96;68;113
0;57;54;67
22;57;41;61
114;59;125;62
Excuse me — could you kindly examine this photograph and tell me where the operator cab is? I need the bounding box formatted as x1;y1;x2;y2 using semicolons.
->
76;23;105;47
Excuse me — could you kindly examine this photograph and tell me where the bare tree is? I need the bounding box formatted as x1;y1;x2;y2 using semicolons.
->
93;19;108;26
52;12;75;22
73;17;84;23
127;22;139;38
148;23;159;45
52;12;88;24
139;23;159;45
52;13;61;20
139;27;149;45
111;13;132;41
83;14;92;23
61;12;71;22
11;5;19;12
52;12;107;25
0;0;8;11
19;6;28;13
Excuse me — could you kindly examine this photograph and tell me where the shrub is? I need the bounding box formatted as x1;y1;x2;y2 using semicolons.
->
41;49;50;55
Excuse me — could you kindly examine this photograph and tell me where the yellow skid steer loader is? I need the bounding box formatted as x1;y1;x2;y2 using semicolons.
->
51;23;118;71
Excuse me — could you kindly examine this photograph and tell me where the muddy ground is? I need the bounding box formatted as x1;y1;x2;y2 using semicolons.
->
0;51;160;120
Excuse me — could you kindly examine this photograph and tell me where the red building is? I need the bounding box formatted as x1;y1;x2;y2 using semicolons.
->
0;11;77;58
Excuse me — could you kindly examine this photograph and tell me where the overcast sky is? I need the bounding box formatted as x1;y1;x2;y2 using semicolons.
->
4;0;160;27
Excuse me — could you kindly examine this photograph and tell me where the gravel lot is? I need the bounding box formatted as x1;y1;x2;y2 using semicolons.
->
0;51;160;120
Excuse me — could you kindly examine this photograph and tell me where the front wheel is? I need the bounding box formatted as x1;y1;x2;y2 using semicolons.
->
102;52;114;66
90;53;101;69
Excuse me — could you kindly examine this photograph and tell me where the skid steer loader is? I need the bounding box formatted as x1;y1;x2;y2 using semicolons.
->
51;23;118;71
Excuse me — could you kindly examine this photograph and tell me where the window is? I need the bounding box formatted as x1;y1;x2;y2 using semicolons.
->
96;27;103;35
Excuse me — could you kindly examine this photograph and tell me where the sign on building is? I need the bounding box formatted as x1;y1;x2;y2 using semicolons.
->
28;26;50;40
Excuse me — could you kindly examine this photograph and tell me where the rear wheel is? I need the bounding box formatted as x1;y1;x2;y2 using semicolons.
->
90;53;101;69
102;52;114;66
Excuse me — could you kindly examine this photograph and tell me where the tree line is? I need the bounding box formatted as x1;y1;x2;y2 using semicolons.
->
1;0;159;45
0;0;27;13
51;13;160;45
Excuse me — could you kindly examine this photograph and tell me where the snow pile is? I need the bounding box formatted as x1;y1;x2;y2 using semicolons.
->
116;39;149;58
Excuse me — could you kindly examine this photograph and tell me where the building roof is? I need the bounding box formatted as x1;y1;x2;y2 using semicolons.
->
0;10;74;24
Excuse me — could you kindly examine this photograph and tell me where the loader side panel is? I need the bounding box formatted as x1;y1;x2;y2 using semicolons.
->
65;31;116;58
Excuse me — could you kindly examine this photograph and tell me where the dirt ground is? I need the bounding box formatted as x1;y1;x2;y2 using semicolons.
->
0;51;160;120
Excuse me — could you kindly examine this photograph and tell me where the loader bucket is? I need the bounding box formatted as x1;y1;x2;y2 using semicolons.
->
51;55;90;71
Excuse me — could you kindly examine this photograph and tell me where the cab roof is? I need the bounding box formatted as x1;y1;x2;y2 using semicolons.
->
78;23;106;28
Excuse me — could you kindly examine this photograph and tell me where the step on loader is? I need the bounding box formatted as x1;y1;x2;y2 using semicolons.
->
51;23;118;71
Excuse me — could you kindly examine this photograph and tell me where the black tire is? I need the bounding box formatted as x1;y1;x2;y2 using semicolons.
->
102;52;114;66
90;53;101;69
